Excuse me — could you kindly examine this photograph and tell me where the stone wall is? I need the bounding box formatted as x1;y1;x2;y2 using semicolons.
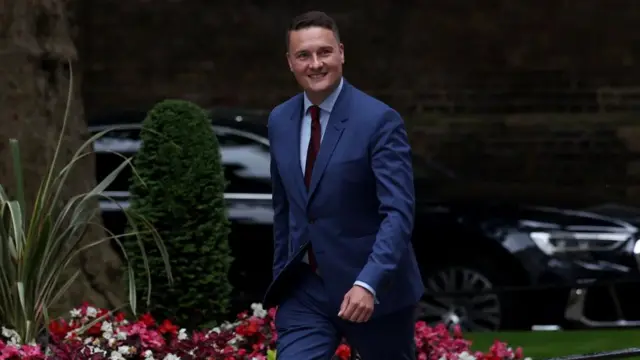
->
77;0;640;206
408;114;639;206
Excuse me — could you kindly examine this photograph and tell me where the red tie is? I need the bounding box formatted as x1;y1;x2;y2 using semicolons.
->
305;105;321;271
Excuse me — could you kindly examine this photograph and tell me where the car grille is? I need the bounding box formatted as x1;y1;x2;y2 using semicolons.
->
583;281;640;321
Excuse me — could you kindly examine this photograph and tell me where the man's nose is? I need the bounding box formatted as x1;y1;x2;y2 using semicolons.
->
310;54;323;68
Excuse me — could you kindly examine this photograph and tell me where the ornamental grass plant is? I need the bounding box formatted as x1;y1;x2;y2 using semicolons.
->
0;61;172;345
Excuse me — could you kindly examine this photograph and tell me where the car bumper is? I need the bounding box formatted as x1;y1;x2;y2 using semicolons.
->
525;239;640;328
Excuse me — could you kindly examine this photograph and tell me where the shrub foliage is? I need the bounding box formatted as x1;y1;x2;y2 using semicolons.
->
125;99;232;328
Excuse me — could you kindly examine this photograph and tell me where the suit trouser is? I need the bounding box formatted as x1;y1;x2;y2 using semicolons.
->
275;263;416;360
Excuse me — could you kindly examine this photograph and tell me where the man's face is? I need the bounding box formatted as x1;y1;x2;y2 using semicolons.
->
287;26;344;100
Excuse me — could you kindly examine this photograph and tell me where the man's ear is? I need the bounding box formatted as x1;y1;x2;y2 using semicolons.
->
286;52;293;71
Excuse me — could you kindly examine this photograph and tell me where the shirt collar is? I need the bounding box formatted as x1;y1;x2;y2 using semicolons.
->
303;77;344;115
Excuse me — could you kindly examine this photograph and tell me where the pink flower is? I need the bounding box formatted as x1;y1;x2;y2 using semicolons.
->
121;322;166;349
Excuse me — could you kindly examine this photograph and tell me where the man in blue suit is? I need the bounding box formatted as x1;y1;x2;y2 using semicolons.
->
263;10;424;360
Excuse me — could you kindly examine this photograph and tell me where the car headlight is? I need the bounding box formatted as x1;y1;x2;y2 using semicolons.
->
529;231;630;255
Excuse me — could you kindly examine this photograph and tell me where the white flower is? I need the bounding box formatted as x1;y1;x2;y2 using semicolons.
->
86;306;98;318
101;321;113;333
116;331;128;340
118;345;131;354
163;354;181;360
251;303;267;318
458;351;476;360
2;327;21;345
177;328;188;340
70;308;82;318
108;338;117;348
228;334;244;348
144;350;154;359
102;331;113;340
109;351;125;360
220;321;236;331
84;345;107;355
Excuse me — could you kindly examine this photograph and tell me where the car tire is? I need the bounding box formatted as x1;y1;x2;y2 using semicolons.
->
416;261;526;331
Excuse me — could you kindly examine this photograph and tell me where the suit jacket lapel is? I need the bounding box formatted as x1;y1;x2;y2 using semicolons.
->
287;94;307;205
307;83;351;202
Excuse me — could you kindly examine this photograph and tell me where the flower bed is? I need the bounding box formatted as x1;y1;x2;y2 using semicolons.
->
0;303;526;360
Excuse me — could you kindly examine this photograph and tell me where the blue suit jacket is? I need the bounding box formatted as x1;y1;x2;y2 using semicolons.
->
263;80;424;317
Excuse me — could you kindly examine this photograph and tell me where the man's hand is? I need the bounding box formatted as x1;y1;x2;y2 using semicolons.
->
338;285;375;323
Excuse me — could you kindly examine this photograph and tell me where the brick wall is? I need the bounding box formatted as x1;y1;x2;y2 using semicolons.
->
77;0;640;206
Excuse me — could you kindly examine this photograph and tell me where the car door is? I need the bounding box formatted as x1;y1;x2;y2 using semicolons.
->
92;123;275;311
92;125;141;236
211;126;274;310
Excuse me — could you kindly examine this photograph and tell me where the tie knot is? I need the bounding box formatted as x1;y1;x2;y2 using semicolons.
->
309;105;320;122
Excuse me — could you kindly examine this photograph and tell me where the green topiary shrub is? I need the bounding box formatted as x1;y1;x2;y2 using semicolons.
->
125;99;233;328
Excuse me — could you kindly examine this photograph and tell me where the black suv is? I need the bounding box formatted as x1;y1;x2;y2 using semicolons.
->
90;109;640;332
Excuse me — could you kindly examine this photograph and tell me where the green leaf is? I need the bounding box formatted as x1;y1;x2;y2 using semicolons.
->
267;349;277;360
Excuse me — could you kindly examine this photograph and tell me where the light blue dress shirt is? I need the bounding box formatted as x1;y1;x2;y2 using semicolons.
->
300;77;378;302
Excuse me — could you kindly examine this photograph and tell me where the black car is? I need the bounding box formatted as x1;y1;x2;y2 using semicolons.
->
90;109;640;332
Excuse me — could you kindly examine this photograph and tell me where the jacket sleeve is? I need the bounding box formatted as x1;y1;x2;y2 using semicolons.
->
355;108;415;294
268;118;290;280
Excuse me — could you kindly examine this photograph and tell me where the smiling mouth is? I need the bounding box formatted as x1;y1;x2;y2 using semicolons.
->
309;73;327;80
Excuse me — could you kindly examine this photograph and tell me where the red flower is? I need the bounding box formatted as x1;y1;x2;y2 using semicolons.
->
235;317;261;337
159;319;178;335
47;319;70;340
96;309;109;319
85;321;102;336
335;343;352;359
139;312;156;327
114;312;126;323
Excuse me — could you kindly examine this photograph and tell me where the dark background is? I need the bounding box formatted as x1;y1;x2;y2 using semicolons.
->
77;0;640;207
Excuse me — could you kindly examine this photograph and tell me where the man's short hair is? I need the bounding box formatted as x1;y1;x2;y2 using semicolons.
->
286;11;340;50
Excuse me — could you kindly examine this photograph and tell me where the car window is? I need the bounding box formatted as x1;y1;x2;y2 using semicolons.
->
216;132;272;194
92;125;272;196
93;128;141;193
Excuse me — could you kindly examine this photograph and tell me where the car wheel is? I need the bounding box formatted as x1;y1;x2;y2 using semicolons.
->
416;265;506;332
